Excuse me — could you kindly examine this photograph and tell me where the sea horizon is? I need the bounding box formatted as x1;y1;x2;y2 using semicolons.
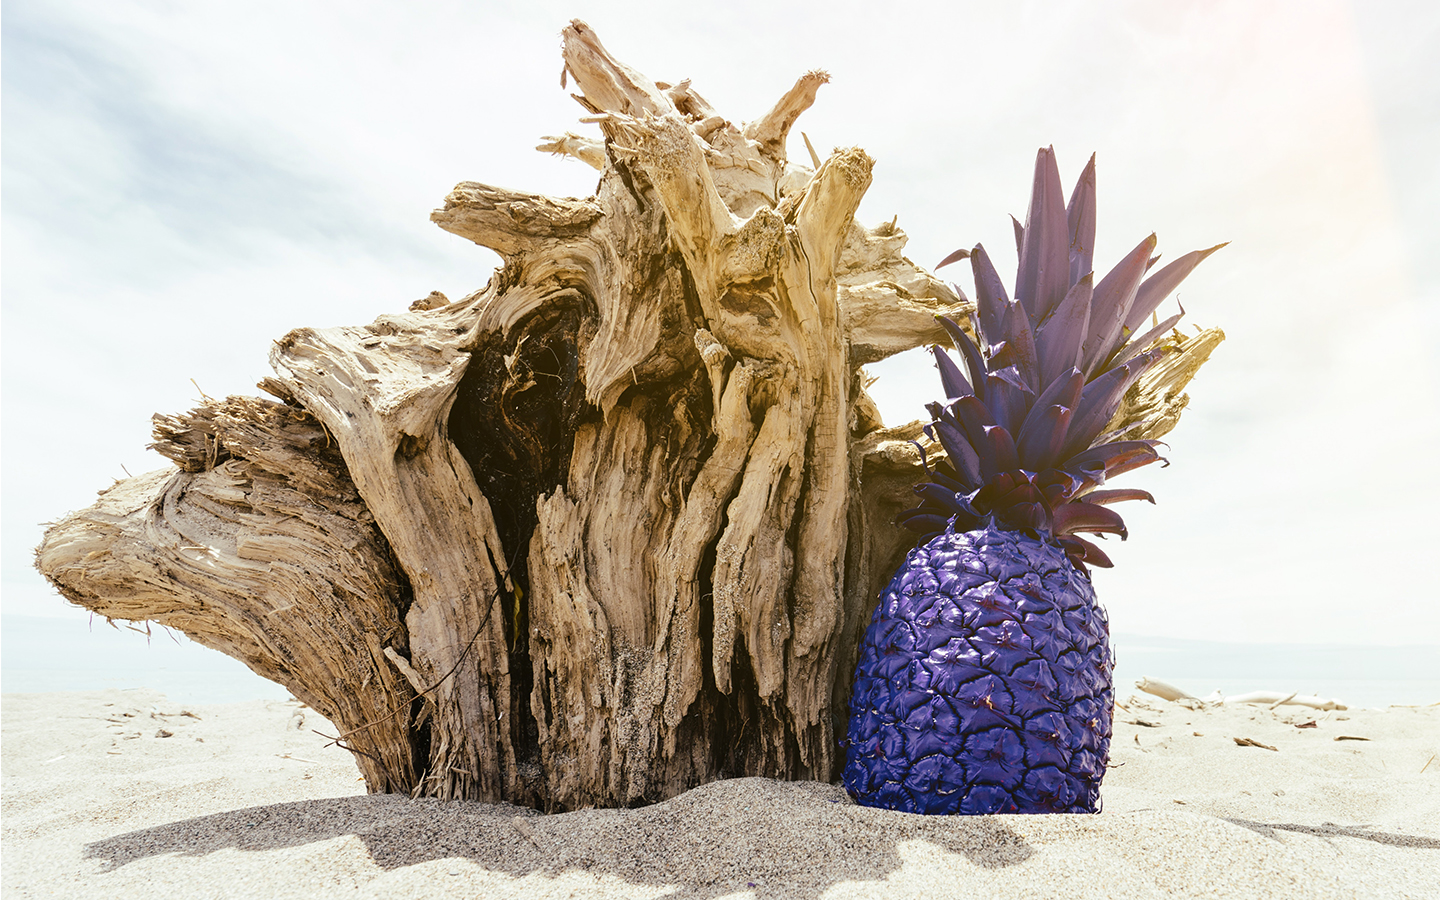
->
3;614;1436;710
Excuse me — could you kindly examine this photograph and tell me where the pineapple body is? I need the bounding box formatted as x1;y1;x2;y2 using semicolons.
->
843;524;1113;814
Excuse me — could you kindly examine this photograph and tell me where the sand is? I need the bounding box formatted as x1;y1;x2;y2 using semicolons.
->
3;689;1437;899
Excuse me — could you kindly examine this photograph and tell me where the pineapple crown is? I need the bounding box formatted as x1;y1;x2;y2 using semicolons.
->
899;147;1224;570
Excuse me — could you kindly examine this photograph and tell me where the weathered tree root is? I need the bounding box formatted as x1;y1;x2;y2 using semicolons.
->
36;20;1215;810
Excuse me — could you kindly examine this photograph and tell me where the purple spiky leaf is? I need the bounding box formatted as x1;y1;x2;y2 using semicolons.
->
932;345;974;400
1066;535;1115;569
1061;364;1138;460
994;479;1044;510
1053;501;1128;539
1087;419;1147;447
936;316;989;403
914;482;968;513
1123;243;1227;333
999;302;1040;391
1014;367;1084;469
1061;346;1169;459
895;510;952;538
951;395;1000;476
1061;443;1154;490
911;437;933;473
1011;215;1024;257
1004;502;1048;533
912;437;966;492
931;413;983;487
973;471;1027;511
1066;154;1097;289
984;366;1035;435
1036;468;1082;506
1038;482;1069;508
913;481;954;503
1035;274;1092;387
1015;147;1071;321
1109;310;1183;368
1079;487;1155;506
1081;234;1157;375
1056;535;1087;565
988;340;1016;372
1022;367;1084;431
922;461;971;495
983;424;1021;473
1061;441;1162;485
936;247;972;270
969;245;1010;347
1101;442;1168;480
977;476;1050;532
1015;403;1075;472
1068;458;1106;493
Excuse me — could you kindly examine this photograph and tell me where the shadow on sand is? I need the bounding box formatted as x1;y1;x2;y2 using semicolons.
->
83;779;1034;898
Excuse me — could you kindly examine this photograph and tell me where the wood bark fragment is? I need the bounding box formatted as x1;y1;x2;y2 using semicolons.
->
1109;326;1226;442
37;396;417;790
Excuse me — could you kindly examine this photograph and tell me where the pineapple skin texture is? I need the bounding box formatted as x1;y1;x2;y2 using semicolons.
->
842;523;1114;814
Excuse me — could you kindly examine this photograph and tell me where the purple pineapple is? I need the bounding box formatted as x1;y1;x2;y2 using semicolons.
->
843;147;1223;815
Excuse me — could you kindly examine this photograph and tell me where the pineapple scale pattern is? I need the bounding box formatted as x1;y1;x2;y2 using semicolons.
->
842;524;1113;815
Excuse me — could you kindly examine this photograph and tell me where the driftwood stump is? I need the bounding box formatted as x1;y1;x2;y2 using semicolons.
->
35;21;1220;810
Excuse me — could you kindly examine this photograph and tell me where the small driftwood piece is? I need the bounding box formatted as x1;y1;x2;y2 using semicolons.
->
1135;677;1199;703
1222;691;1349;711
35;21;1213;810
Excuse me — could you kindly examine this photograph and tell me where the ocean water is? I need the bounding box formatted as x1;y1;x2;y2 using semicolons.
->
3;615;1437;709
1109;634;1440;709
1;615;290;704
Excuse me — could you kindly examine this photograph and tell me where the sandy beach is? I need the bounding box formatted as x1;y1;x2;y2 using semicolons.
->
3;688;1437;899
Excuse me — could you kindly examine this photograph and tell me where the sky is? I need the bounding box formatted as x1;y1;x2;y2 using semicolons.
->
4;0;1439;677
